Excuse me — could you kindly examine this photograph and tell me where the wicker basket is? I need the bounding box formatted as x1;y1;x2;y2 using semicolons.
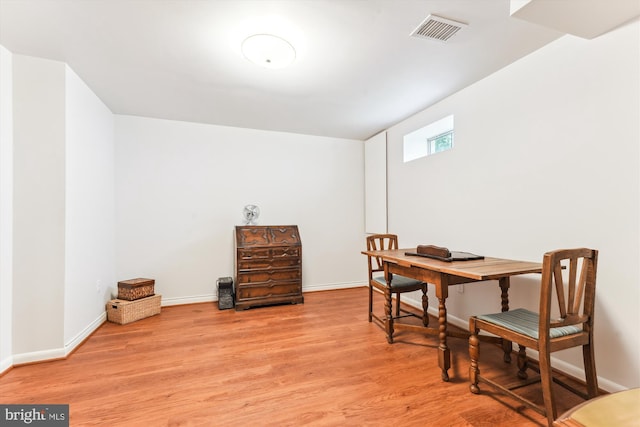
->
107;294;161;324
117;278;155;301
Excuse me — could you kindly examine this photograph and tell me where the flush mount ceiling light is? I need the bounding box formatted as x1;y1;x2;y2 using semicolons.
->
241;34;296;69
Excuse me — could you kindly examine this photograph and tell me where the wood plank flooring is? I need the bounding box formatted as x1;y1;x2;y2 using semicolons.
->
0;287;586;426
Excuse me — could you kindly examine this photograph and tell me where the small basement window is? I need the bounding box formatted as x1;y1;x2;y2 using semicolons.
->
403;115;454;162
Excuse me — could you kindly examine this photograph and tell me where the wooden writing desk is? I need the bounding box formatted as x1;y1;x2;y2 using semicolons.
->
361;248;542;381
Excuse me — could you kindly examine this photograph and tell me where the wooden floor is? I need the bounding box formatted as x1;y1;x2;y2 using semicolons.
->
1;287;587;426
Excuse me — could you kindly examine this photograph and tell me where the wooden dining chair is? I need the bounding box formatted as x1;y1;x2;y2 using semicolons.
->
469;248;599;426
366;234;429;343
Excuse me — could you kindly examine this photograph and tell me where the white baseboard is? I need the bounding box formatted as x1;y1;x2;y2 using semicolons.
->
12;347;66;365
162;294;215;306
65;312;106;356
303;281;366;292
12;312;107;366
161;281;367;306
0;354;13;375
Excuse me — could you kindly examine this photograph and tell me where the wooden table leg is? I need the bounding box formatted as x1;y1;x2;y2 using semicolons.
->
384;285;393;344
384;267;394;344
436;279;450;381
499;277;512;363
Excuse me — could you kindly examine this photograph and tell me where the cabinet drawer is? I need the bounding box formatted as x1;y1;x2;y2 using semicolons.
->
238;247;300;260
272;247;300;258
237;268;301;284
237;248;270;260
237;281;301;299
238;258;300;270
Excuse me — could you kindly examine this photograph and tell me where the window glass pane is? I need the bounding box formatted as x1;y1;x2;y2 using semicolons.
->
403;115;454;162
429;131;453;154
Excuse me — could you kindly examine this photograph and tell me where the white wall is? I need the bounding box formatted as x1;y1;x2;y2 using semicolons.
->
64;66;116;350
12;55;66;358
386;20;640;391
0;45;14;372
115;116;365;305
7;54;117;365
364;131;387;234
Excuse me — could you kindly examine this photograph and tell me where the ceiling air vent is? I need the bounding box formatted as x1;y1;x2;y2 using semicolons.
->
410;14;467;42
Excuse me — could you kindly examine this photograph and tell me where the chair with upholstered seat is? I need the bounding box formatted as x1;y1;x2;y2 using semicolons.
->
469;248;599;427
366;234;429;343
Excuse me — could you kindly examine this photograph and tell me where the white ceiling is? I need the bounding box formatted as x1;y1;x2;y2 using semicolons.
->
0;0;637;140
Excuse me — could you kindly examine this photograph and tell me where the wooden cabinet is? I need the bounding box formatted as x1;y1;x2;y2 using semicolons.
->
234;225;303;310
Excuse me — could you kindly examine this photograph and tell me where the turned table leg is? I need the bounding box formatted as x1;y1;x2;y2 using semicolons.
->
469;328;480;394
436;278;450;381
438;296;450;381
384;269;394;344
499;277;512;363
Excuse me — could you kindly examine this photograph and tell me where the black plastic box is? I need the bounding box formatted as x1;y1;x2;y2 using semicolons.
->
217;277;234;310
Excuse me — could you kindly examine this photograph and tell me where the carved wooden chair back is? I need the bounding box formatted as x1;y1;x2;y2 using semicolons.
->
469;248;599;427
540;248;598;343
365;234;429;343
366;233;399;277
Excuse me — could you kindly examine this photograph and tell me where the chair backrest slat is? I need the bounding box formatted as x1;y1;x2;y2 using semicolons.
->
572;261;588;314
553;264;567;319
567;257;578;312
540;248;598;336
366;234;398;274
